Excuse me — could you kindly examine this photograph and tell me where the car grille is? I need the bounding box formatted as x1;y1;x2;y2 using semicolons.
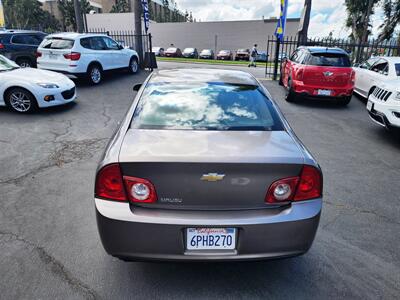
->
61;87;75;100
372;87;392;102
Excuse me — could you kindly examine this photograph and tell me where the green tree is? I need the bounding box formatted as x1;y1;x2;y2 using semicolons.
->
3;0;60;31
110;0;130;13
162;0;169;22
345;0;380;43
378;0;400;41
58;0;91;31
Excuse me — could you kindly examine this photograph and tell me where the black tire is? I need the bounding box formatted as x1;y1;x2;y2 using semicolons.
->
285;78;297;103
339;96;352;106
5;87;38;113
16;57;34;68
87;64;103;85
278;74;284;86
128;57;139;74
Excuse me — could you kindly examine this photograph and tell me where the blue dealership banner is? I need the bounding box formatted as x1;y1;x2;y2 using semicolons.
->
275;0;289;41
141;0;150;33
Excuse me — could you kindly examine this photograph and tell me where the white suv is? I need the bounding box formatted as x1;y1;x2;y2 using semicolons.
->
36;32;139;84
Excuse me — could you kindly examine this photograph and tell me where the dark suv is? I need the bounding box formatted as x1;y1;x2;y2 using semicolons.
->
0;30;47;68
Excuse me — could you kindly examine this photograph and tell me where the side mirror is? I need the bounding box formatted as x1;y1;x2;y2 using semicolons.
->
133;84;142;92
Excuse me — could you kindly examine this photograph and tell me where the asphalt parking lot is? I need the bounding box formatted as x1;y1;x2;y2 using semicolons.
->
1;61;399;299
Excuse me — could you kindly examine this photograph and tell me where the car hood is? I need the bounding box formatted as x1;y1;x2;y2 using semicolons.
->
4;68;73;84
379;78;400;92
119;129;305;164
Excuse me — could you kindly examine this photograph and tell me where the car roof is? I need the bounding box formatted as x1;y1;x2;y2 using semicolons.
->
46;32;107;40
0;29;45;35
373;56;400;63
151;68;259;86
300;46;348;55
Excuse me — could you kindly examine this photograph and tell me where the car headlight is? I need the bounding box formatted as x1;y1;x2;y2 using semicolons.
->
37;83;59;89
395;92;400;100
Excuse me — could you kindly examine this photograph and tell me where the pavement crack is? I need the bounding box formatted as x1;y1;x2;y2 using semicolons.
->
102;104;112;128
0;231;97;299
0;138;109;185
324;200;400;226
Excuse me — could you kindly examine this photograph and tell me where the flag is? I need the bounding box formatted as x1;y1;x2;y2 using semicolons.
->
141;0;150;33
0;0;5;28
275;0;288;41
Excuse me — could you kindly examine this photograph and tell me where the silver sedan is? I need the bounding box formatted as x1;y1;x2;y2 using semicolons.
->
94;68;323;261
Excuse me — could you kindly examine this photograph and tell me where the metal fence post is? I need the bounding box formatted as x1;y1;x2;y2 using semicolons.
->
273;38;281;81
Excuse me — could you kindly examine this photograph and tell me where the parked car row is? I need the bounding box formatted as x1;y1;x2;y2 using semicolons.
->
280;46;400;134
0;30;140;113
152;46;268;61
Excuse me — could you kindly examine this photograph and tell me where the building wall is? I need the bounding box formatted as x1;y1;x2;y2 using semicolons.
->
86;15;300;53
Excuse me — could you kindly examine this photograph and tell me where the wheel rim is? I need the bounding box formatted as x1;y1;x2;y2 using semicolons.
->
9;91;31;112
91;68;101;83
20;61;31;68
130;60;138;73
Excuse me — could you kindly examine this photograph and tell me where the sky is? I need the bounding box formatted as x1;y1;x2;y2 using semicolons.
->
174;0;385;38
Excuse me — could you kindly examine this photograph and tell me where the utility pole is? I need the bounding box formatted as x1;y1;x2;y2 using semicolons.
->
134;0;144;65
73;0;84;33
298;0;311;45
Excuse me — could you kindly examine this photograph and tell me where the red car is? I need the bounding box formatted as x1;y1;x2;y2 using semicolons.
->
164;47;182;57
280;47;355;105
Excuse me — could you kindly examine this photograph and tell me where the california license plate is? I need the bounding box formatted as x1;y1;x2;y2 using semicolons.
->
318;89;332;96
366;101;373;111
186;228;236;250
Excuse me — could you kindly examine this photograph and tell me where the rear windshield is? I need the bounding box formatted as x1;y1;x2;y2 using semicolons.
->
131;82;283;131
184;48;195;52
166;47;177;52
307;53;351;67
395;64;400;76
41;38;74;49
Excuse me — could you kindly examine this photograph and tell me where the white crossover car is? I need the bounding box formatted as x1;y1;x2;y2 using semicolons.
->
36;32;140;84
353;56;400;98
367;80;400;132
0;55;76;113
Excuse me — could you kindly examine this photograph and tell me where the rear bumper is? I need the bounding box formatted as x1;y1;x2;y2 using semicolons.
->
95;198;322;261
292;80;353;98
367;98;400;128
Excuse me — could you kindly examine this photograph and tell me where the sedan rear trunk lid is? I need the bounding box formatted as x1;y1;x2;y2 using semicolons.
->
119;129;305;210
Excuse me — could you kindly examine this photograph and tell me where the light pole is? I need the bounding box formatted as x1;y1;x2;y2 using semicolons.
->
298;0;311;45
73;0;84;33
134;0;144;65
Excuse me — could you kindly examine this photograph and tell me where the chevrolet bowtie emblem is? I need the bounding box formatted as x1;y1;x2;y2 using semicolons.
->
201;173;226;182
323;71;334;77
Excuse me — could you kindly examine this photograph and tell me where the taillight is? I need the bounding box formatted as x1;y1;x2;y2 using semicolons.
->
297;68;304;81
35;51;42;58
95;164;127;201
64;52;81;61
265;165;322;204
350;70;356;85
123;176;158;203
0;43;4;49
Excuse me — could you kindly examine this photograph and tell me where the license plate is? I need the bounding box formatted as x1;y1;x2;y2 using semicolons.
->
366;101;374;111
186;228;236;250
318;89;332;96
48;54;58;60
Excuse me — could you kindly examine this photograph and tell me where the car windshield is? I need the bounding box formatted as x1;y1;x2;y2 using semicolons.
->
0;55;19;72
238;49;247;52
307;53;351;67
219;50;230;54
395;64;400;76
201;50;211;54
152;47;161;51
131;82;283;131
166;47;177;52
41;38;74;49
184;48;195;53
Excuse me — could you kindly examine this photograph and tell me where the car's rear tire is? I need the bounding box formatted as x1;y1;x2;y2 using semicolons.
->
339;96;352;106
5;87;38;113
285;78;297;103
87;64;102;85
16;58;34;68
128;57;139;74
